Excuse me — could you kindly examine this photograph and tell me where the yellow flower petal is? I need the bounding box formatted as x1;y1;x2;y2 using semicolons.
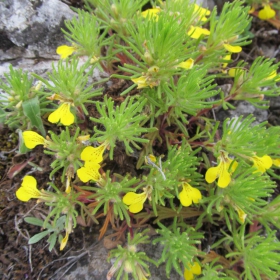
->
178;58;194;70
77;135;90;143
258;5;276;20
251;155;272;173
222;54;231;69
194;4;210;22
131;76;149;89
205;156;237;188
229;160;238;173
228;68;245;77
205;166;219;184
179;183;202;207
184;262;202;280
236;207;247;224
188;26;210;39
23;131;46;149
217;164;231;188
16;176;41;202
223;44;242;53
123;192;147;213
48;103;75;126
264;70;277;81
273;158;280;167
77;162;101;182
56;45;76;59
184;268;194;280
141;8;161;19
65;176;71;194
191;262;201;275
145;154;156;164
60;232;69;250
81;144;106;163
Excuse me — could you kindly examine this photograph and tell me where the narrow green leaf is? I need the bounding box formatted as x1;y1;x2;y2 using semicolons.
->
24;217;44;227
28;231;49;244
0;107;5;124
47;233;57;252
22;96;46;136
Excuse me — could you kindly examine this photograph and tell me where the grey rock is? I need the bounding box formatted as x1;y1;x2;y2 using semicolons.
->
0;0;76;60
215;100;268;125
54;235;185;280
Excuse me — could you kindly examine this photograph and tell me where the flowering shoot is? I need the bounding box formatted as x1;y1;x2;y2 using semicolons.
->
179;182;202;207
205;152;238;188
16;176;42;202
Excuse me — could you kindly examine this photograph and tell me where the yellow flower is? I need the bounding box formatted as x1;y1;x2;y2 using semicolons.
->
77;161;101;182
194;4;211;22
223;43;242;53
222;54;231;69
123;190;149;213
80;144;106;164
65;177;72;194
188;26;210;39
76;134;91;144
235;207;247;224
184;262;201;280
264;70;280;81
258;4;276;20
56;45;76;59
179;182;202;207
48;102;75;126
145;154;157;165
131;76;149;89
77;143;107;183
16;176;42;202
141;8;161;20
178;58;194;70
273;158;280;167
250;155;272;173
60;231;69;250
205;154;238;188
23;131;47;149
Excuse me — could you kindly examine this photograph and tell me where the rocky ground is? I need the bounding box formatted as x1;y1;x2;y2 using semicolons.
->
1;0;280;280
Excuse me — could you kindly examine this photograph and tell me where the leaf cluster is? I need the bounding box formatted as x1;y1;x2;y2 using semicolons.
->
91;95;156;159
0;65;47;130
62;9;112;59
107;229;154;280
218;115;280;157
83;172;141;225
207;166;276;226
219;226;280;280
152;221;203;277
24;216;66;252
34;58;103;116
44;128;86;180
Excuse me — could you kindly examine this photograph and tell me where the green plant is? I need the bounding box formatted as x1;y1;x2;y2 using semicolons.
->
24;216;66;252
153;221;203;277
2;0;280;279
107;229;156;280
0;65;47;134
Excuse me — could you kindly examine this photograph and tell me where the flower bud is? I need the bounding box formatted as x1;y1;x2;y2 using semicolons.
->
111;4;118;16
144;51;153;64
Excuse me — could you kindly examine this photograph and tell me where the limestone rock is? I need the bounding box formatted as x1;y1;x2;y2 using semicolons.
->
0;0;76;60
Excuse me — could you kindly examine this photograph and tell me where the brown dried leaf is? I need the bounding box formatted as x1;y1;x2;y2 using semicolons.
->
7;157;34;179
103;236;123;250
